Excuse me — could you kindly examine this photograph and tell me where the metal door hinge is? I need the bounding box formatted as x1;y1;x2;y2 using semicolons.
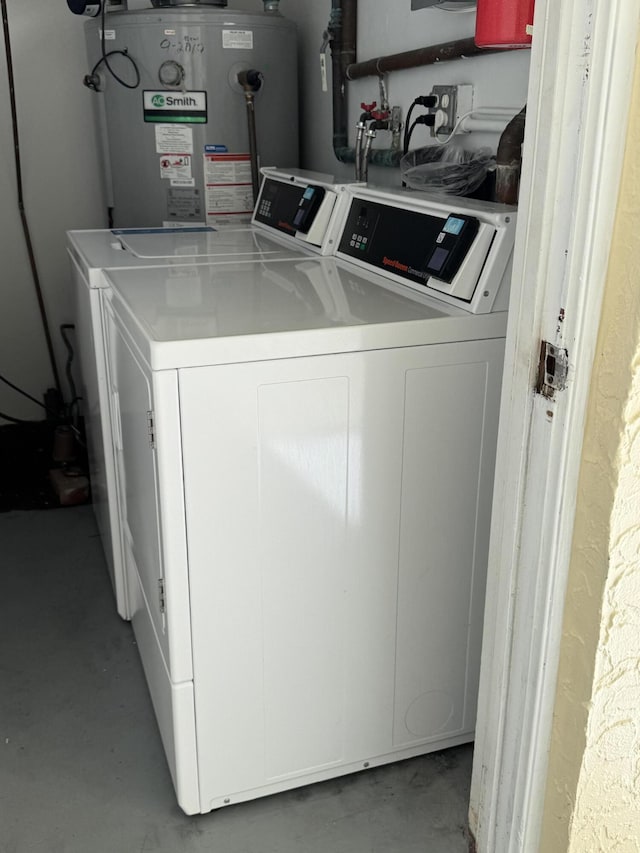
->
536;340;569;398
158;578;166;614
146;410;156;448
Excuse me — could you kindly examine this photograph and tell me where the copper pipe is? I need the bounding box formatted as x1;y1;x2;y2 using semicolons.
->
346;37;505;81
237;69;263;204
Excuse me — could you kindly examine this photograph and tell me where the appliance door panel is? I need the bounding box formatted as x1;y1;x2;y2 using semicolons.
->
71;256;128;618
104;299;192;683
179;339;504;810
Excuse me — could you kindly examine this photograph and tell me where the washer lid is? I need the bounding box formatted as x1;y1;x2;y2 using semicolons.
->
113;227;289;260
104;257;507;370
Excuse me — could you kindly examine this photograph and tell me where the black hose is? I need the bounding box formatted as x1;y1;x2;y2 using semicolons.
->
99;3;140;89
0;373;47;411
0;409;30;424
60;325;79;409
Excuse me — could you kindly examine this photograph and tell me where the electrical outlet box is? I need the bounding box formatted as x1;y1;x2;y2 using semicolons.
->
430;84;474;137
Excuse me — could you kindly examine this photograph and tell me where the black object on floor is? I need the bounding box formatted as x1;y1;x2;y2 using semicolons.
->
0;421;89;511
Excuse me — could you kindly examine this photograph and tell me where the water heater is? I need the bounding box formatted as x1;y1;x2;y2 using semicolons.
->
80;4;298;227
475;0;535;48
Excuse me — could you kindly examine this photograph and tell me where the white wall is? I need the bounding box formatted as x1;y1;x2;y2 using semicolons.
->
0;0;529;421
0;1;106;421
277;0;530;181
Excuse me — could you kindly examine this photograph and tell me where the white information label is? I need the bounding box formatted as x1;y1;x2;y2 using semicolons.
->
99;29;116;41
155;124;193;155
170;178;195;187
204;152;253;225
205;184;253;214
159;154;192;181
222;29;254;50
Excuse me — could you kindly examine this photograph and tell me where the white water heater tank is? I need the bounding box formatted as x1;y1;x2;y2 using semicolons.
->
83;5;298;227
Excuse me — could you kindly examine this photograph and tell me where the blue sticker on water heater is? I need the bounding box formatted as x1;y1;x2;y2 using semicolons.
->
204;144;229;153
111;227;216;235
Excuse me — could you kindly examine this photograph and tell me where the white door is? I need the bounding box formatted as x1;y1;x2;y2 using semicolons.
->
470;0;640;850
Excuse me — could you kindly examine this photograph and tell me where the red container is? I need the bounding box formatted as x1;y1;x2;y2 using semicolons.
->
475;0;535;49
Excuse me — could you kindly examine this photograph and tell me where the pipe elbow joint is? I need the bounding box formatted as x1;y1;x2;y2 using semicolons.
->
496;106;526;167
237;69;263;93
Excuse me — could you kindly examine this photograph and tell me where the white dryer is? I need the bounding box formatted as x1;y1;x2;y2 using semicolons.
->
68;169;352;618
101;185;516;814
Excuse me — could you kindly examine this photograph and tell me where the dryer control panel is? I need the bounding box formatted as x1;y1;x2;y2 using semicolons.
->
252;169;348;254
254;179;326;235
335;188;517;314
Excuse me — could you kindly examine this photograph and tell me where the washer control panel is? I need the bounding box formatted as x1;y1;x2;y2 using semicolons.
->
335;189;517;314
338;199;479;287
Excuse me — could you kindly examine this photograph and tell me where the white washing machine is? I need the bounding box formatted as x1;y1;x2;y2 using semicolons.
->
101;185;516;814
69;169;352;618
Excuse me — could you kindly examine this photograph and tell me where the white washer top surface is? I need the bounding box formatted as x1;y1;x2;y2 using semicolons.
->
67;227;306;285
105;258;508;370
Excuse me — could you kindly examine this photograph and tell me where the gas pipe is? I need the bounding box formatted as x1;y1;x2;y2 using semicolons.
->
475;0;536;49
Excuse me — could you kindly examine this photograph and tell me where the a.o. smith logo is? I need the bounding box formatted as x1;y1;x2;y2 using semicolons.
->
152;94;198;107
143;90;207;123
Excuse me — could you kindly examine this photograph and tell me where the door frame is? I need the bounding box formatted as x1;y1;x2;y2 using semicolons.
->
469;0;640;850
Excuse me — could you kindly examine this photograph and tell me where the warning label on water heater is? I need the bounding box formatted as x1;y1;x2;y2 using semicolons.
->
204;151;253;227
160;155;192;181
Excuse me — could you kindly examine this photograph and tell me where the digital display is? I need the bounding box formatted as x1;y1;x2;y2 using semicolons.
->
442;216;466;235
427;246;450;273
302;187;315;200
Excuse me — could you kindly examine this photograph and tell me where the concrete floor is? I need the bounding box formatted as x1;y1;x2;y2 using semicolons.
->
0;507;473;853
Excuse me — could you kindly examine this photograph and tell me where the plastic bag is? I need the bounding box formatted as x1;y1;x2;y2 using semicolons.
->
400;144;494;195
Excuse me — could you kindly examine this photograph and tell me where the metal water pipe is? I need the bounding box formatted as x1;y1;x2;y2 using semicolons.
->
237;69;264;203
328;2;515;171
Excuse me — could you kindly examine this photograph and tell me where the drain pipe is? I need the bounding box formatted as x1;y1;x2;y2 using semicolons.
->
237;69;263;204
328;0;357;160
495;106;526;204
